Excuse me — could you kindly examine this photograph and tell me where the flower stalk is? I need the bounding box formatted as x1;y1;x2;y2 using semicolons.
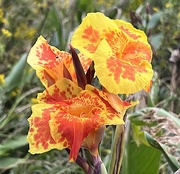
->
108;125;125;174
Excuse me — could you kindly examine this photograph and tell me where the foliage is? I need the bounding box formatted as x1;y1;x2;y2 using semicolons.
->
0;0;180;173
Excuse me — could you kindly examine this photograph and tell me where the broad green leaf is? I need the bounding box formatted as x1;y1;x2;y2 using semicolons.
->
129;107;180;172
155;108;180;127
145;132;179;172
121;139;161;174
131;123;149;146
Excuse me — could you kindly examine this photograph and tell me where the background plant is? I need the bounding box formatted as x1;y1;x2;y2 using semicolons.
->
0;0;179;173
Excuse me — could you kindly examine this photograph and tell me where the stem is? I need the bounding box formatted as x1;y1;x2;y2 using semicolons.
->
121;119;131;174
108;124;125;174
66;149;90;173
76;155;90;173
92;155;108;174
100;162;108;174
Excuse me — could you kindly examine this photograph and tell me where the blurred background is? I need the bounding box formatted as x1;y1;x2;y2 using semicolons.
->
0;0;179;173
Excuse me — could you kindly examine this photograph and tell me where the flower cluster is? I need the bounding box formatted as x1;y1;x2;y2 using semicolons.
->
27;12;153;168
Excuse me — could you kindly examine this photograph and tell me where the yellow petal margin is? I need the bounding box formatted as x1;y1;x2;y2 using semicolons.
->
113;19;147;42
37;78;82;103
27;104;63;154
71;12;119;58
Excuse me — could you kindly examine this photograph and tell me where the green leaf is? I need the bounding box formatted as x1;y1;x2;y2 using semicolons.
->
150;33;162;50
0;135;27;156
106;8;118;19
0;157;27;169
48;4;64;50
5;53;27;92
131;123;149;146
145;132;179;172
129;107;180;172
156;108;180;127
121;139;161;174
147;11;163;29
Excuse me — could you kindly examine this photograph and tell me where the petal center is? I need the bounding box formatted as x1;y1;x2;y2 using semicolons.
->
68;104;94;118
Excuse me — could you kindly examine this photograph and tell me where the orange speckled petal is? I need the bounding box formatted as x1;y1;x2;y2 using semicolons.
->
85;85;125;124
27;36;77;87
50;115;98;162
49;90;107;161
122;39;152;62
107;93;139;113
36;65;64;87
78;53;92;73
113;19;148;41
27;36;74;70
93;39;153;94
27;36;59;70
27;104;64;154
38;78;82;103
71;12;118;58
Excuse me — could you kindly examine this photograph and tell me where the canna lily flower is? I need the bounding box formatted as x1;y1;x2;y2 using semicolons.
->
27;78;136;162
27;36;92;88
71;12;153;95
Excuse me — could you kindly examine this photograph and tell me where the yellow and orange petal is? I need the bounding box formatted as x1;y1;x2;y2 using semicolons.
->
28;36;91;88
71;12;153;94
37;78;82;103
27;104;63;154
27;79;107;161
36;65;64;87
49;90;106;161
27;36;75;87
27;36;60;70
113;19;147;42
27;79;82;156
71;12;119;59
93;39;153;94
71;12;149;59
106;92;139;113
86;84;137;118
50;115;101;162
78;53;92;73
